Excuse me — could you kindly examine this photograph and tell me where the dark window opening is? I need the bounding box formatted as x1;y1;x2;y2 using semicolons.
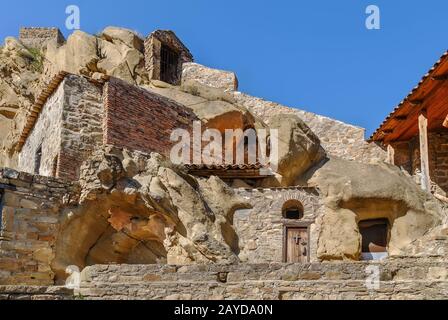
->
160;44;179;84
52;155;59;177
34;145;42;175
359;219;389;253
282;200;304;220
0;190;4;232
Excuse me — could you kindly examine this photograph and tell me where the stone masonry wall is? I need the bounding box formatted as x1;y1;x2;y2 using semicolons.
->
145;30;193;85
18;80;64;177
19;27;65;50
77;257;448;300
232;92;387;164
58;75;104;181
0;168;78;285
18;75;104;181
103;77;197;157
234;187;323;263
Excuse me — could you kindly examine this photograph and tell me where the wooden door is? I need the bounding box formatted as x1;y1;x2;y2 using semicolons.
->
285;227;308;263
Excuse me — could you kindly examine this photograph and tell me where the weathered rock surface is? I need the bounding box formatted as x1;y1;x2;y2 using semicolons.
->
182;62;238;91
0;37;42;167
308;157;445;260
268;113;325;186
52;147;248;282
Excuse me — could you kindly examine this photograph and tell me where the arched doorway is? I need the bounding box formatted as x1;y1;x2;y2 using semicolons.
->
282;200;309;263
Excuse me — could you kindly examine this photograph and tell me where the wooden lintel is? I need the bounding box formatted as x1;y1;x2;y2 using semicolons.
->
409;99;424;106
431;74;448;81
418;111;431;192
394;115;408;121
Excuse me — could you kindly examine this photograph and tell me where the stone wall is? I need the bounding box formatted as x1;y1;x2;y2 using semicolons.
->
18;75;104;181
234;187;322;263
0;168;77;285
19;27;65;50
58;75;104;181
231;92;387;164
77;257;448;300
144;30;193;85
18;80;64;177
392;131;448;195
0;286;73;300
103;77;197;157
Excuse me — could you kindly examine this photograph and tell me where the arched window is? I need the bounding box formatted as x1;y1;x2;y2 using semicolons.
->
282;200;304;220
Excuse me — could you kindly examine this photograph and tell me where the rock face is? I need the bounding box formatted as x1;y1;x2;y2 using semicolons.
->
182;62;238;91
0;37;42;167
268;114;325;186
308;157;444;260
45;28;147;84
51;147;248;281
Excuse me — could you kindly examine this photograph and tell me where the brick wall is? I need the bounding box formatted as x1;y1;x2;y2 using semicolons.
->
0;168;78;285
392;131;448;194
103;77;197;156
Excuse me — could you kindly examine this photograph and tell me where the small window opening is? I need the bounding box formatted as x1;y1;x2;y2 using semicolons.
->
359;219;389;260
282;200;304;220
34;145;42;175
52;155;59;178
0;190;4;232
160;44;179;84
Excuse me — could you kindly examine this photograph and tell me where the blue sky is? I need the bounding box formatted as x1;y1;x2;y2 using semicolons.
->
1;1;447;136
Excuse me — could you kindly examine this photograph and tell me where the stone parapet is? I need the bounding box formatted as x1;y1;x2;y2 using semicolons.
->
77;258;448;300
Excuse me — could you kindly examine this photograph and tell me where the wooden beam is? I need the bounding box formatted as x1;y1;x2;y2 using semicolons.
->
386;144;395;165
418;110;431;192
432;74;448;81
394;115;408;121
409;99;424;106
443;113;448;128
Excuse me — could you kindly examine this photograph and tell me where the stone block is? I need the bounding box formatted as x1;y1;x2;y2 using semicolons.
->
182;63;238;91
2;168;19;180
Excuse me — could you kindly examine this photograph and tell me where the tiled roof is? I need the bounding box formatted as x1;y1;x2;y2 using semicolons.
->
184;163;269;179
370;50;448;142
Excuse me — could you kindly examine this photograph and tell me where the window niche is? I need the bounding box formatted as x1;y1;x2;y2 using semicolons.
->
282;200;304;220
359;218;390;261
144;30;193;85
34;145;42;175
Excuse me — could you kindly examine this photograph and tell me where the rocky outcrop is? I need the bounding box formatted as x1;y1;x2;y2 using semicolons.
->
182;62;238;91
52;147;248;282
0;37;42;167
45;28;147;85
307;157;445;260
268;113;325;186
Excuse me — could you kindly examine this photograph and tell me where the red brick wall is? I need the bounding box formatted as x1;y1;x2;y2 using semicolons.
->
103;78;197;156
392;131;448;194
